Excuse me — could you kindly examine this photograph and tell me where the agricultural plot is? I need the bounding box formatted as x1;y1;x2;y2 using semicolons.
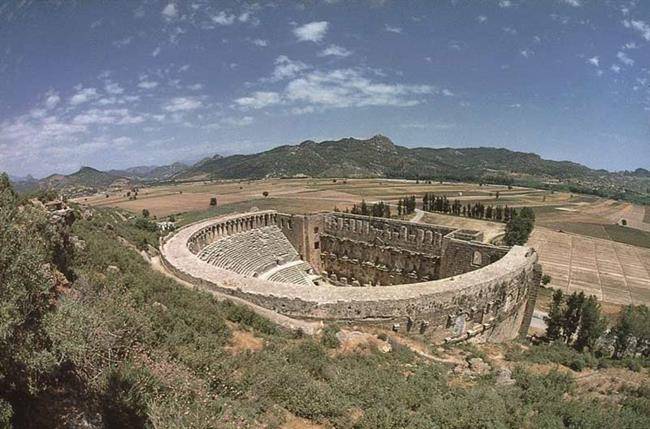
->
528;227;650;305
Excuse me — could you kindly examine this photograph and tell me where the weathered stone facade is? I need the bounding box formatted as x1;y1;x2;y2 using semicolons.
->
160;210;541;342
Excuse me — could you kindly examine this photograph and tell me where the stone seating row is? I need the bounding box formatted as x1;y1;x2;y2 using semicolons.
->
267;262;315;287
198;226;299;277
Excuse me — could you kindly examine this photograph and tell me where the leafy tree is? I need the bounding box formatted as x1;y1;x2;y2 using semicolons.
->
209;197;217;206
503;215;533;245
141;208;150;218
544;289;564;341
574;295;606;352
262;191;269;197
562;292;586;344
612;305;650;358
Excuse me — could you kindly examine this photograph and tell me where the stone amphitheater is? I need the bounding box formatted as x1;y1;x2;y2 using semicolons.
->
161;210;542;342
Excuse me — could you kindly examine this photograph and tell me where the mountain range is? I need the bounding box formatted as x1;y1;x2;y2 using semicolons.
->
7;135;649;203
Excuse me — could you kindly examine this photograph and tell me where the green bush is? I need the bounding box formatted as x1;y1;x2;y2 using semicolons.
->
320;325;340;349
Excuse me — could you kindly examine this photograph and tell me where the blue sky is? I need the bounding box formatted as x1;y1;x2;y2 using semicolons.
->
0;0;648;178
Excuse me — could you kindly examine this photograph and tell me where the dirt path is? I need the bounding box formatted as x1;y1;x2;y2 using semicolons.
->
410;209;425;223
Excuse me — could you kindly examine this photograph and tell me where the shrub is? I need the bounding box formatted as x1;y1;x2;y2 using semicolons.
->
320;325;340;349
569;357;586;372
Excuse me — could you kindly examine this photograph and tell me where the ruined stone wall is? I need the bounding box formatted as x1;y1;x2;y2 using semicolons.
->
439;236;509;279
161;211;541;342
323;213;455;256
319;234;439;286
276;213;323;272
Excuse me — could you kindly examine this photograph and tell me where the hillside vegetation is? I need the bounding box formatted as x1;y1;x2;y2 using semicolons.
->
1;174;649;428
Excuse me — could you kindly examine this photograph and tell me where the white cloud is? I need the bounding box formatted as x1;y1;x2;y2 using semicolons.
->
252;38;268;47
520;49;533;58
293;21;329;42
269;56;309;81
138;80;159;89
617;51;634;66
623;41;638;50
477;16;487;23
235;91;281;109
44;91;60;109
498;0;513;8
162;3;178;19
187;83;203;91
152;46;161;57
284;68;435;109
113;36;132;48
623;19;650;41
212;11;236;25
70;87;99;105
502;27;517;35
560;0;581;7
105;82;124;95
221;116;253;127
611;64;621;73
72;108;144;125
164;97;203;112
385;25;402;34
441;89;454;97
587;56;600;67
318;44;352;57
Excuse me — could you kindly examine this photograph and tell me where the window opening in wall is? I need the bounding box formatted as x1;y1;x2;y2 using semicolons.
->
314;226;319;233
472;251;482;266
314;241;320;249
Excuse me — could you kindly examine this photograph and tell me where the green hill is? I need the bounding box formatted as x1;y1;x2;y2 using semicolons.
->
178;135;599;181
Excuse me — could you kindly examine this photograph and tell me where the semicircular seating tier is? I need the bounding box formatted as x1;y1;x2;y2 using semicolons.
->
197;225;315;286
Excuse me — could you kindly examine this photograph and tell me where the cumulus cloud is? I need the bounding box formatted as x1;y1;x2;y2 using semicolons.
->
235;91;281;109
561;0;581;7
477;16;488;23
293;21;329;42
318;44;352;57
498;0;513;8
623;19;650;41
587;56;600;67
138;80;159;90
385;25;402;34
70;87;99;105
284;68;435;109
72;108;144;125
611;64;621;73
162;3;177;19
212;11;236;25
251;38;268;47
44;91;60;109
164;97;203;112
617;51;634;66
113;36;133;48
269;56;309;81
105;82;124;95
152;46;161;57
221;116;254;127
